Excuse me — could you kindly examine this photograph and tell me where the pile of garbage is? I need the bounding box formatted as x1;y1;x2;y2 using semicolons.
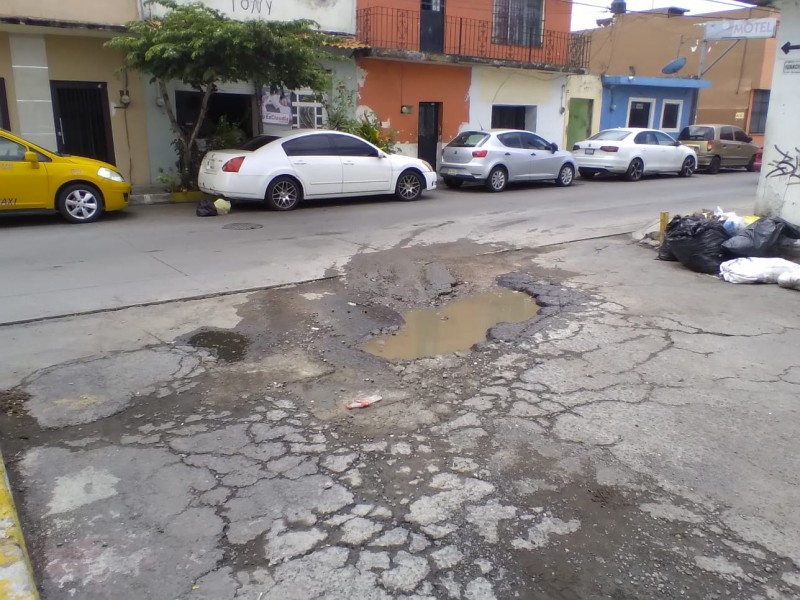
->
658;208;800;291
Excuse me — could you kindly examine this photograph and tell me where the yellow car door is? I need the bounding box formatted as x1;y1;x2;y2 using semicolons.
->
0;134;50;209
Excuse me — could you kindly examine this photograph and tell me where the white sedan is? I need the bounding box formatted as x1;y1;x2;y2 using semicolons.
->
572;128;697;181
198;130;437;210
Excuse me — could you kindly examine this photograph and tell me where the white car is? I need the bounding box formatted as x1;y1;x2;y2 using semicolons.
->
572;128;697;181
198;130;437;210
439;129;577;192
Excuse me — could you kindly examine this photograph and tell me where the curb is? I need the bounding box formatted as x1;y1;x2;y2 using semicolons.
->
0;451;38;600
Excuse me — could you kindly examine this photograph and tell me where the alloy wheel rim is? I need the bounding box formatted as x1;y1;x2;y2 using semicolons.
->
560;166;573;185
492;170;505;189
273;181;298;209
65;190;99;220
399;175;420;199
631;161;643;179
683;158;694;175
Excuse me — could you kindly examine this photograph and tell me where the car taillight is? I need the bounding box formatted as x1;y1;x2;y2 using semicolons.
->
572;144;580;151
707;140;715;150
222;156;245;172
472;149;488;158
600;146;619;153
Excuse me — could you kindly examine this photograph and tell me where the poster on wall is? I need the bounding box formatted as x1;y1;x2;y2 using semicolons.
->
261;87;292;125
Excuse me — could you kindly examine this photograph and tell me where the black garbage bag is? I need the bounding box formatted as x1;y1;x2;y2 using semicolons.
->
722;217;800;257
666;216;730;274
196;198;217;217
657;214;686;261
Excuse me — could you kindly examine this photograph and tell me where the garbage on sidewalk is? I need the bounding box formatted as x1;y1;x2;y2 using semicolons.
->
346;394;382;410
214;198;232;215
722;217;800;257
659;214;729;274
719;257;800;284
196;198;218;217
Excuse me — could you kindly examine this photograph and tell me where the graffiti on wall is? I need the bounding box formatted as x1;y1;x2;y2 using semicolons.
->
230;0;273;15
766;145;800;182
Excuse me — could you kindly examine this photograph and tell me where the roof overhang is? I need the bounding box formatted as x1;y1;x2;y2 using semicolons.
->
603;75;712;89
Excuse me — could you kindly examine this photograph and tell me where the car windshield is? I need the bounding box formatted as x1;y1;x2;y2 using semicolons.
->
239;135;281;151
447;132;489;147
588;130;632;141
678;126;715;141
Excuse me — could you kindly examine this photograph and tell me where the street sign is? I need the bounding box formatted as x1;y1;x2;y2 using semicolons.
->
781;42;800;55
705;18;778;41
784;61;800;74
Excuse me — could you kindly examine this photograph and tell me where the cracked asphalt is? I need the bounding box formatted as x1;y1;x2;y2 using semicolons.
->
1;235;800;600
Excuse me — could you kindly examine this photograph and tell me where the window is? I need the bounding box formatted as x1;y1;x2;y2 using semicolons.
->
492;106;527;130
0;137;26;161
497;132;523;148
291;91;325;129
521;132;551;150
282;134;333;157
627;99;654;128
654;131;677;146
750;89;770;134
678;126;714;141
661;101;682;130
492;0;544;47
239;135;281;151
447;132;489;148
733;128;750;143
634;131;658;145
720;127;734;141
589;130;633;141
330;134;378;157
0;78;9;130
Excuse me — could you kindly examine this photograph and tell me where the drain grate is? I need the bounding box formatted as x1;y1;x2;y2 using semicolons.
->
222;222;264;230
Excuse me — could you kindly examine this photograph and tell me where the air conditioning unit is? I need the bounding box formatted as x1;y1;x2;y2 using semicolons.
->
610;1;627;15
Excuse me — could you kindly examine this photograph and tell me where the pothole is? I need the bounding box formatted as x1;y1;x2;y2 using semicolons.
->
1;389;30;417
361;289;539;360
186;330;251;362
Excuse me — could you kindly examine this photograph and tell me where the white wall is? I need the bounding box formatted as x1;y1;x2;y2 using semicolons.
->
146;0;356;35
467;67;567;144
755;0;800;222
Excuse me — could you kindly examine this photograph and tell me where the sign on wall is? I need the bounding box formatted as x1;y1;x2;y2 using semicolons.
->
143;0;356;34
261;88;293;125
705;18;778;41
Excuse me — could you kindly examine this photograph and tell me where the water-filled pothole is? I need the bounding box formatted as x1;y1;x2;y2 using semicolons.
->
186;330;251;362
361;289;539;360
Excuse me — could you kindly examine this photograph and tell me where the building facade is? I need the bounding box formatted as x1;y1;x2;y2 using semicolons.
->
355;0;600;167
582;6;778;147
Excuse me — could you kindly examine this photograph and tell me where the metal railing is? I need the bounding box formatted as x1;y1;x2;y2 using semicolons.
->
356;7;590;70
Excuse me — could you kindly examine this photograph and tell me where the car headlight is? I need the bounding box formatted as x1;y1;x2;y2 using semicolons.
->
97;167;124;182
421;161;434;172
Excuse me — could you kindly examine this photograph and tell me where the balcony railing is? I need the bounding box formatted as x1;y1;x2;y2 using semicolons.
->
356;7;590;71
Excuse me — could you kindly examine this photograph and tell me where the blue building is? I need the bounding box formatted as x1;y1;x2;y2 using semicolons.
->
600;76;712;137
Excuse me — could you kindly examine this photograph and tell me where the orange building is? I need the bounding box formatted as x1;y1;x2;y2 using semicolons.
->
355;0;600;167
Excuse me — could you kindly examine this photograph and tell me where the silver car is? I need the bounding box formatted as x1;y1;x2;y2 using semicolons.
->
438;129;577;192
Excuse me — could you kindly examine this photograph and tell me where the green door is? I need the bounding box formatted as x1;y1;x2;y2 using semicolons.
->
567;98;593;150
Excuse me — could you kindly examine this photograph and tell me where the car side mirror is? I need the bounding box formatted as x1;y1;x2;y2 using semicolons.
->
745;136;753;143
24;151;40;168
550;143;558;153
377;151;387;159
674;141;681;147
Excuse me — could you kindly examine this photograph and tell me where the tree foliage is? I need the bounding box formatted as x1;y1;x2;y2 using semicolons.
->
107;0;336;187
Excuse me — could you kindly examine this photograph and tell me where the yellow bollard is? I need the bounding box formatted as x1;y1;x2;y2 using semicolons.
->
659;211;669;244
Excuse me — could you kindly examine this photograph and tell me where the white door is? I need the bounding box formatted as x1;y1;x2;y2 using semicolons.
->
282;134;342;197
331;134;393;194
633;131;663;171
496;132;534;181
654;131;683;171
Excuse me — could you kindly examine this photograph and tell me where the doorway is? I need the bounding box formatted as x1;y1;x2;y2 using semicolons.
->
627;99;653;129
566;98;593;149
51;81;115;164
418;102;442;170
420;0;445;54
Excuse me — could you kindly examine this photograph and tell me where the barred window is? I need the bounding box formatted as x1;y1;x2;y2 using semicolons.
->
750;89;770;134
492;0;544;47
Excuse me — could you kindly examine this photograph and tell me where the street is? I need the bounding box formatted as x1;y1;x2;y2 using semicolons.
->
2;171;800;600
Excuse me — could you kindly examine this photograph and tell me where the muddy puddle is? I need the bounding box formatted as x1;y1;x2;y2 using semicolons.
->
186;330;250;362
361;289;539;360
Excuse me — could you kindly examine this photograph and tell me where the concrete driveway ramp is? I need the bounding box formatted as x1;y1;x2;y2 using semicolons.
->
22;348;202;428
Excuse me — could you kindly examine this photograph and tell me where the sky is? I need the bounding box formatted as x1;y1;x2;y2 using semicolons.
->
570;0;758;31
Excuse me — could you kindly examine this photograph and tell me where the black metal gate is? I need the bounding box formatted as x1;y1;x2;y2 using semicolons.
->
420;0;445;53
418;102;441;170
51;81;115;164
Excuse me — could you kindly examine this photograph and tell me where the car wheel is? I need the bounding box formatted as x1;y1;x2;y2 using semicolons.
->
746;155;757;172
579;168;597;179
56;183;104;224
396;170;424;201
678;156;695;178
708;155;722;175
555;163;575;187
485;166;508;192
624;158;644;182
266;176;301;211
443;178;463;189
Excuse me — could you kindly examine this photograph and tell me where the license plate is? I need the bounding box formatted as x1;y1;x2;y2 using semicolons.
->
585;149;595;155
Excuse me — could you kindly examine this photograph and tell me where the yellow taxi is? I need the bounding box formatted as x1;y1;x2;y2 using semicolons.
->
0;128;130;223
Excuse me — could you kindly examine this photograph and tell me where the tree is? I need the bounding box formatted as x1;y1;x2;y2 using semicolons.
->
107;0;334;186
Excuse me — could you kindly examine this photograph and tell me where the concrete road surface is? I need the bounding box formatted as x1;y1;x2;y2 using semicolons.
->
0;172;758;324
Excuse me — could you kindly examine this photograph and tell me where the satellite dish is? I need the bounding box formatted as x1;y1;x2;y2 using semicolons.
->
662;57;688;75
